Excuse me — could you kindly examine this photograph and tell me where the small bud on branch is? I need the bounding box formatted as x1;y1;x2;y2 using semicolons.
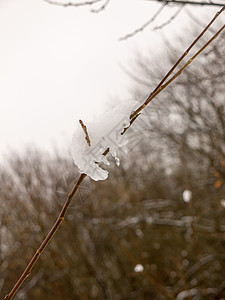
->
79;119;91;146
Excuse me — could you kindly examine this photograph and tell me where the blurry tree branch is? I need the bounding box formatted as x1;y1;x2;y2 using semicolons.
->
43;0;110;10
43;0;224;8
119;4;166;41
43;0;223;39
130;4;225;119
146;0;224;7
119;5;185;40
152;6;183;30
90;0;110;12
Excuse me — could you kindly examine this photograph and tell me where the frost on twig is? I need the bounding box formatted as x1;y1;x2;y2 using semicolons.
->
71;101;139;181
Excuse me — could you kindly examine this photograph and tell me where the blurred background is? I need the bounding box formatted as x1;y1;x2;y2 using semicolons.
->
0;0;225;299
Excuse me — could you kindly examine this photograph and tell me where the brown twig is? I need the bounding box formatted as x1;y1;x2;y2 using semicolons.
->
130;24;225;121
131;22;225;119
4;173;87;300
185;7;217;33
4;5;225;300
79;119;91;146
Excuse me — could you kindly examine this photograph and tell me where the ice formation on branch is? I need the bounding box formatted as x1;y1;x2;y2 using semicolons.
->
71;101;139;181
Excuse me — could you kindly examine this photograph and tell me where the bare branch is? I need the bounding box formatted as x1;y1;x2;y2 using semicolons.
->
90;0;110;13
43;0;104;8
79;119;91;146
185;7;217;33
152;5;183;31
130;4;225;119
131;23;225;121
4;173;87;300
119;4;166;41
146;0;224;7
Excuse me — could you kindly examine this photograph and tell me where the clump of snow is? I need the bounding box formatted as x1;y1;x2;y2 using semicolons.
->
220;199;225;208
134;264;144;273
71;101;139;181
182;190;192;203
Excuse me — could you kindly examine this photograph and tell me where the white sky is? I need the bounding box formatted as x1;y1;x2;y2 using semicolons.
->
0;0;217;159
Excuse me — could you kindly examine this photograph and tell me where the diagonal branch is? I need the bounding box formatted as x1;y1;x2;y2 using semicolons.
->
130;4;225;119
4;173;87;300
119;4;166;41
185;7;217;33
90;0;110;13
139;22;225;112
152;5;183;30
79;119;91;146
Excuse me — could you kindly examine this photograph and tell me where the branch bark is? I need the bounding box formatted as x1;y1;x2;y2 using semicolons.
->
4;173;87;300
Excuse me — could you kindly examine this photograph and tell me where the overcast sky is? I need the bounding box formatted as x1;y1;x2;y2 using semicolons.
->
0;0;215;160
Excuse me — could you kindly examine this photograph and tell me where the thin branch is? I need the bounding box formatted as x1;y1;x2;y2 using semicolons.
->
152;6;183;30
119;4;166;41
79;119;91;146
43;0;103;8
90;0;110;13
146;0;224;7
185;7;217;33
4;173;87;300
130;22;225;121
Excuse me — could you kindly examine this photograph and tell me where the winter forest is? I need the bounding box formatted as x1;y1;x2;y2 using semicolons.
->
1;1;225;299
